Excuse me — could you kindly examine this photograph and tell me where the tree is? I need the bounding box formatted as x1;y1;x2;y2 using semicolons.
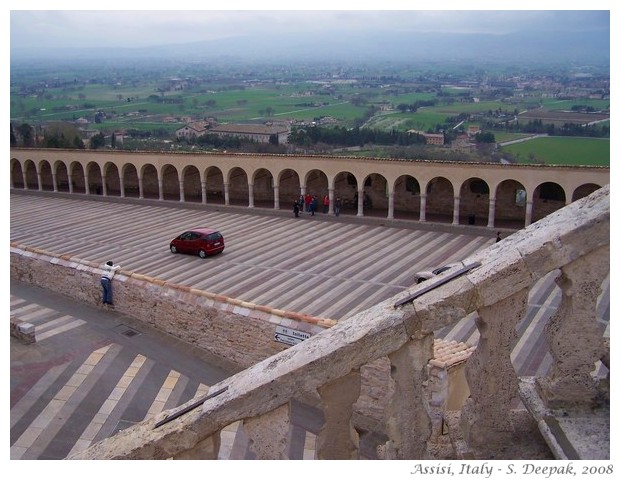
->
17;123;35;147
90;132;106;149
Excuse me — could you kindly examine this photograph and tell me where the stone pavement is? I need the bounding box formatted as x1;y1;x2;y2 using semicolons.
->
10;281;349;460
10;192;610;460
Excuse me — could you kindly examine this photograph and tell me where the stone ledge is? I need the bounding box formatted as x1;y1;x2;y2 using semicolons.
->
10;316;36;344
10;242;335;330
518;377;610;460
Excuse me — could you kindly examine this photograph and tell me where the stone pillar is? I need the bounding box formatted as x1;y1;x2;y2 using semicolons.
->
383;333;433;459
525;200;533;226
328;188;334;215
84;174;90;195
120;177;125;198
248;183;255;208
357;188;364;217
460;288;528;447
179;180;185;202
273;185;280;210
419;194;427;222
102;176;108;196
158;177;164;201
201;181;207;204
244;403;291;459
452;196;460;225
387;191;394;220
22;170;28;190
300;185;307;212
487;197;496;228
52;173;58;192
224;183;230;206
37;170;42;191
68;175;74;194
536;246;610;407
316;369;361;459
138;177;144;199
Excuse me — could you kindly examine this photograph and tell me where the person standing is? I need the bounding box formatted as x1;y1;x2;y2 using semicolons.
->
496;232;502;243
322;194;330;214
101;260;121;306
304;193;312;213
293;199;300;217
309;195;318;216
334;196;342;216
298;194;305;213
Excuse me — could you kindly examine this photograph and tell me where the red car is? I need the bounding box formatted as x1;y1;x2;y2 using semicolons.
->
170;228;225;258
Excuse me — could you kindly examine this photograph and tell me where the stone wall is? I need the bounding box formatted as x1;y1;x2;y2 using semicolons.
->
10;244;333;369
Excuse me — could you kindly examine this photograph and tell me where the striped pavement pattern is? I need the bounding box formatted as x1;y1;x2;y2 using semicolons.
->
10;296;319;460
10;193;609;459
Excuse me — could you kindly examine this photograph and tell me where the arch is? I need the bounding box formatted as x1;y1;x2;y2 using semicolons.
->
253;168;274;208
393;174;421;220
278;168;301;208
24;160;38;189
228;167;249;206
572;183;601;202
104;162;121;197
161;164;180;201
39;160;54;191
11;159;24;189
181;165;202;203
333;171;359;213
304;169;328;199
532;182;566;223
141;164;159;199
205;166;225;204
362;172;388;217
69;161;86;193
122;163;140;197
55;160;70;192
86;161;103;195
495;179;527;228
425;176;454;224
459;177;490;226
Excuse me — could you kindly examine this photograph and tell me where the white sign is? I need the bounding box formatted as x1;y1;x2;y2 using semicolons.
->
274;326;311;346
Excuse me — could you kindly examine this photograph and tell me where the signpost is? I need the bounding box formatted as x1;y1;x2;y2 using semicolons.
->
274;326;311;346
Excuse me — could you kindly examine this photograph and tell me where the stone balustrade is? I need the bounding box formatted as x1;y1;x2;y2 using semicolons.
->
52;184;608;460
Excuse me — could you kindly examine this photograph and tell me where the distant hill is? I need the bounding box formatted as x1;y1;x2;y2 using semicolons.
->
11;29;609;67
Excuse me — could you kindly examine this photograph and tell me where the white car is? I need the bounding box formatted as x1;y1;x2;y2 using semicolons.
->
413;262;462;284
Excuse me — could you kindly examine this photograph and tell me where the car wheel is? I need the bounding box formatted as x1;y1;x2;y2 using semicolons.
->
417;278;426;284
199;249;207;259
170;245;178;253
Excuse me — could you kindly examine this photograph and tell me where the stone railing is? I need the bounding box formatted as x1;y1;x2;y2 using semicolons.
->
58;184;608;460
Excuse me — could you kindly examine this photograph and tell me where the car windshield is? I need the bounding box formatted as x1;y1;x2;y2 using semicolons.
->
432;265;452;275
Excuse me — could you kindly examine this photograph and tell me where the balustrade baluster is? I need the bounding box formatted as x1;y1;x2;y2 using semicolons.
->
243;403;291;459
460;289;528;447
536;246;610;408
383;333;433;459
316;369;361;459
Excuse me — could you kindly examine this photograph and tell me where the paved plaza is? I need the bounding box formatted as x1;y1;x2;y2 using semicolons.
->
10;192;609;459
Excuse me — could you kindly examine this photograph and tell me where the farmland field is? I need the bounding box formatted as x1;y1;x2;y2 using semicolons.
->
499;136;610;167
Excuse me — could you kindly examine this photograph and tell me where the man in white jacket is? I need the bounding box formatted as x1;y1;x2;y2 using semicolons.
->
101;260;121;306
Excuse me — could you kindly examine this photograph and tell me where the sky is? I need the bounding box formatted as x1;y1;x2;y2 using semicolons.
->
8;1;614;51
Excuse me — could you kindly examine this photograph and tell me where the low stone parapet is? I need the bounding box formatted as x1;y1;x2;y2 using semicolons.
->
10;316;35;344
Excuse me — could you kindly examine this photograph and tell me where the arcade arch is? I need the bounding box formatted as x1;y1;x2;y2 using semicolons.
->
9;150;608;231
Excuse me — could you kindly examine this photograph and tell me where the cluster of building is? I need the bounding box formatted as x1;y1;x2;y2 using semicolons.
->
175;121;291;145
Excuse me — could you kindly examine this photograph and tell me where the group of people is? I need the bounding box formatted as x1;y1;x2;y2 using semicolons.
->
293;193;342;217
